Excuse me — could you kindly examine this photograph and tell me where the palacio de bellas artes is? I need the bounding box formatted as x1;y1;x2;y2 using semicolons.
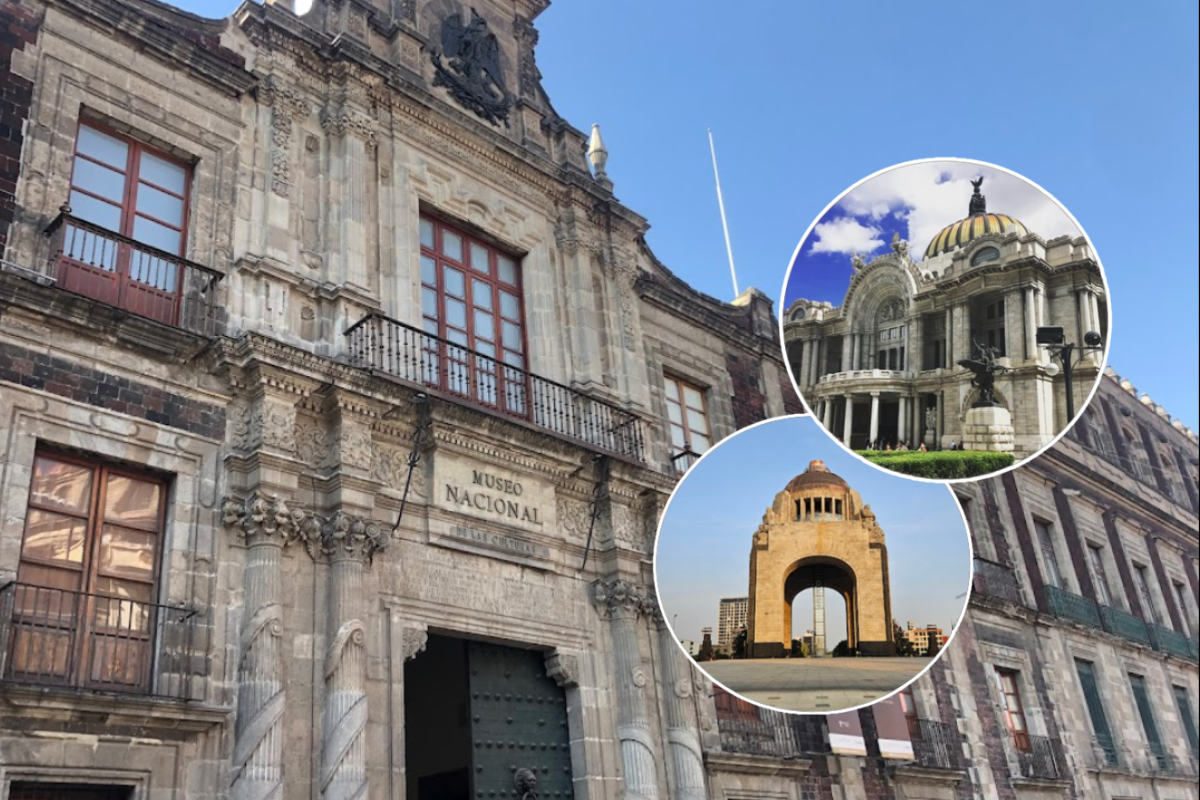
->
0;1;1195;800
783;179;1109;460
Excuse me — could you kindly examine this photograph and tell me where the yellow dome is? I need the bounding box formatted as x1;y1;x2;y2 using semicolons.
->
924;213;1027;259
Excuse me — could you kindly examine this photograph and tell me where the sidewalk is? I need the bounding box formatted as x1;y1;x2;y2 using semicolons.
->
703;656;933;712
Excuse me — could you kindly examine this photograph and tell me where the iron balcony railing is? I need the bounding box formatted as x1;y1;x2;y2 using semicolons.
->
1098;605;1151;646
670;447;701;474
1146;745;1173;774
1045;585;1102;630
1147;623;1199;662
1014;733;1065;781
345;313;646;462
43;210;223;336
972;557;1024;604
0;581;199;700
907;718;961;770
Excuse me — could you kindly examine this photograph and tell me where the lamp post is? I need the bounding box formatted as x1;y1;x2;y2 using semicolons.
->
1036;326;1105;421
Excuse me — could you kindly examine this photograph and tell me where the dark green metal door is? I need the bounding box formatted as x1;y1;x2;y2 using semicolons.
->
467;642;574;799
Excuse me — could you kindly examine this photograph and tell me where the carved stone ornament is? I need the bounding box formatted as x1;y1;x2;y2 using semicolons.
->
402;625;429;661
320;104;378;151
431;8;512;127
260;76;309;198
222;492;309;547
318;511;392;562
544;652;579;688
591;578;648;619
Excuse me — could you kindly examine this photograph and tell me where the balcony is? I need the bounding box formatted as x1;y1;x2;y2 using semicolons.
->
0;582;199;700
345;313;646;462
1147;623;1199;662
815;368;914;389
972;557;1024;604
1045;585;1102;629
908;718;961;770
1098;605;1151;646
1013;733;1066;781
42;211;222;336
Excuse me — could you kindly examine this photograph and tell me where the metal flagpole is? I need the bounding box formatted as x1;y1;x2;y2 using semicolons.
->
708;128;740;298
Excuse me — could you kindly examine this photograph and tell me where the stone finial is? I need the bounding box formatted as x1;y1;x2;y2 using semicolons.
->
222;492;309;547
587;123;612;190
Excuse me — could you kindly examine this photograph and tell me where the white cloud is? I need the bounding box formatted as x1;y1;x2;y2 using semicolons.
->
809;217;886;256
826;161;1082;261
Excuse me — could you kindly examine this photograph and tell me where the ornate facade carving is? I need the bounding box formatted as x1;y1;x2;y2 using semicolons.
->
261;75;309;197
222;492;309;547
591;578;649;619
320;103;378;151
402;624;429;661
544;651;579;689
319;511;391;562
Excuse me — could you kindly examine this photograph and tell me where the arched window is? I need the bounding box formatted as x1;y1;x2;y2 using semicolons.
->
971;246;1000;266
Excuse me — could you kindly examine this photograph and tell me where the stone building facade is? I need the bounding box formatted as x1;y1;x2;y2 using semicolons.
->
747;459;895;657
783;181;1109;457
0;0;809;797
0;3;1194;800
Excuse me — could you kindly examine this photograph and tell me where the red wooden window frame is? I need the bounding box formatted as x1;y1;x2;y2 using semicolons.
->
59;119;193;324
418;214;529;415
7;450;168;693
996;668;1031;751
664;375;712;466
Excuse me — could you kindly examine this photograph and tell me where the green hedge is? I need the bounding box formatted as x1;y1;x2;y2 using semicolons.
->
854;449;1015;479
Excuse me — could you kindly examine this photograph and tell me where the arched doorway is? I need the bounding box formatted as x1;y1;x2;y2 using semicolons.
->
784;556;857;656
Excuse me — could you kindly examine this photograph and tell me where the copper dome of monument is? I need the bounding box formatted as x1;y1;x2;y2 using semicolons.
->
785;460;850;494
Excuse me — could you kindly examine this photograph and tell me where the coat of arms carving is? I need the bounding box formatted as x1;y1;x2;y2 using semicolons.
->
431;8;512;127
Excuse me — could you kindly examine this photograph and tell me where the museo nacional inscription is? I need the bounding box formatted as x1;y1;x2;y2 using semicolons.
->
444;470;543;525
433;458;556;536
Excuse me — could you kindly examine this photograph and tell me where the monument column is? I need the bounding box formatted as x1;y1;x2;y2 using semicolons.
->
316;513;390;800
650;602;707;799
843;395;854;446
869;393;880;444
593;579;659;799
222;493;311;800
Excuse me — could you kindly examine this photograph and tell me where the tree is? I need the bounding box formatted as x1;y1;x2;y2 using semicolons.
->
926;634;941;658
832;639;850;657
733;626;747;659
893;620;916;657
790;638;809;658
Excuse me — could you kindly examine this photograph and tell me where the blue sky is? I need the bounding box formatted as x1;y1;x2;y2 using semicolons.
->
654;417;971;648
176;1;1199;425
783;162;1082;307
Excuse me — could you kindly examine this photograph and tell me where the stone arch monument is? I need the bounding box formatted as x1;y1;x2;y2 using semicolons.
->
747;460;895;657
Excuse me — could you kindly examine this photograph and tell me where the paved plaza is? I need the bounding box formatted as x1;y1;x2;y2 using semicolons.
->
704;657;933;712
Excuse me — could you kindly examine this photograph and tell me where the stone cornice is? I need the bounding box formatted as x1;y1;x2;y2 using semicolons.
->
53;0;256;97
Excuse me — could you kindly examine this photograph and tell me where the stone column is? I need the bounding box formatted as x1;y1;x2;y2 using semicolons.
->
650;604;706;800
315;513;391;800
822;397;834;429
321;101;377;292
222;493;312;800
592;579;659;800
841;334;853;373
869;393;880;444
842;395;854;446
898;396;907;442
810;339;822;387
1024;286;1038;361
852;333;861;370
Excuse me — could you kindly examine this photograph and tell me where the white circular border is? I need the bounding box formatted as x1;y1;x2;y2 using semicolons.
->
652;413;975;717
776;157;1115;485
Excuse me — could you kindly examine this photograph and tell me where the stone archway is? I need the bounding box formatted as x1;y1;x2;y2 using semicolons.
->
747;460;895;658
783;555;857;655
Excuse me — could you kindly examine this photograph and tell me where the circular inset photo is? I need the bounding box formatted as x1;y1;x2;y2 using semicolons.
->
780;158;1111;481
654;415;971;714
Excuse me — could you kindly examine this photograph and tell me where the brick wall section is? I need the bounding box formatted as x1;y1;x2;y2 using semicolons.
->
0;0;38;256
725;351;767;429
0;342;225;439
780;374;805;415
857;709;897;800
959;621;1019;800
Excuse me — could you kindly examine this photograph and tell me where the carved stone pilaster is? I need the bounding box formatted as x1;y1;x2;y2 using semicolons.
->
592;579;659;799
223;492;311;800
652;603;707;799
317;510;389;800
320;103;378;152
320;101;376;289
261;76;309;198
